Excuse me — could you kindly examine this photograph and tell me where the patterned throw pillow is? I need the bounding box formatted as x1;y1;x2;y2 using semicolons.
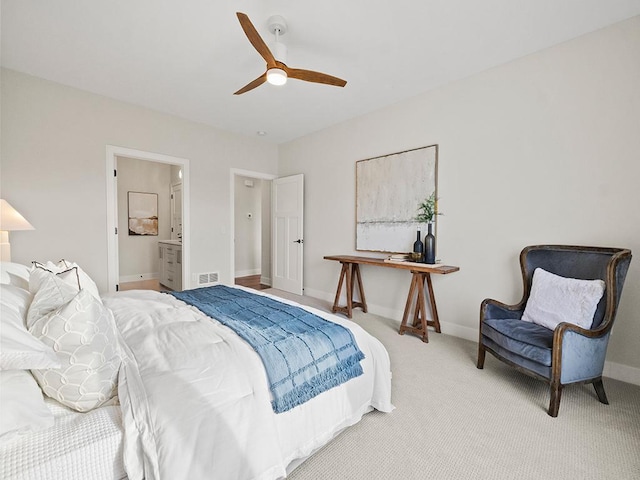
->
26;268;80;328
29;289;121;412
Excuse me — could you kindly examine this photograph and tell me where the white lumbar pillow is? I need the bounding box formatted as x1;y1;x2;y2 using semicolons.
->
29;289;121;412
521;268;605;330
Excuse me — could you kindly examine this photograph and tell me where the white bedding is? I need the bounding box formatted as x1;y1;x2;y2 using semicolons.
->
0;398;125;480
103;286;393;480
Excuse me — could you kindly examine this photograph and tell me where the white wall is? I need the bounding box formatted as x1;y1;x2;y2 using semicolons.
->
1;68;279;291
117;156;171;280
279;17;640;380
234;175;262;277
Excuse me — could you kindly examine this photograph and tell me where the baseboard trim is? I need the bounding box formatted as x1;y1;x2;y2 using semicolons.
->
302;287;338;306
119;272;159;283
235;268;261;278
303;287;640;387
603;361;640;386
260;276;272;287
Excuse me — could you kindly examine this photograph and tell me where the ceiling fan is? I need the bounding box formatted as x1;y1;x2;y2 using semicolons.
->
234;12;347;95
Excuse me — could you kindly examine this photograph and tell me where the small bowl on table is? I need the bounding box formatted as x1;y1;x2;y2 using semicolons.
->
409;252;423;262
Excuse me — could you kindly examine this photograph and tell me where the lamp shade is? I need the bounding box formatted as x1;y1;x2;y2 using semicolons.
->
0;199;34;231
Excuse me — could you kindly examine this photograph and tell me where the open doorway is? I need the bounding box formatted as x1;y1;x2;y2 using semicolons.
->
116;157;183;292
106;146;189;293
231;169;276;291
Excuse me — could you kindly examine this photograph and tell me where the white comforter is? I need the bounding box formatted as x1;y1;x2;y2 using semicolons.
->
102;286;393;480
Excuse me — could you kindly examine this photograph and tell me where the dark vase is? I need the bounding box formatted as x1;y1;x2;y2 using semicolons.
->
424;223;436;264
413;231;424;261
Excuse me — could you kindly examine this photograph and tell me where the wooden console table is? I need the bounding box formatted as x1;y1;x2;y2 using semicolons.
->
324;255;459;343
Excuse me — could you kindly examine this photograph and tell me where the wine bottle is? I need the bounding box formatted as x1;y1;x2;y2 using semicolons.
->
424;224;436;264
413;231;424;261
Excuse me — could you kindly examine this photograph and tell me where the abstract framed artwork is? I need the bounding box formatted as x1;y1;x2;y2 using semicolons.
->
356;145;438;253
128;191;158;236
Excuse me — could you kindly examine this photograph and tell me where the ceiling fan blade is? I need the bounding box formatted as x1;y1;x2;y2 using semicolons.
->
286;67;347;87
234;73;267;95
236;12;277;69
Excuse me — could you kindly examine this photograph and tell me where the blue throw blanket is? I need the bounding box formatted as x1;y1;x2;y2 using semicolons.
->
170;285;364;413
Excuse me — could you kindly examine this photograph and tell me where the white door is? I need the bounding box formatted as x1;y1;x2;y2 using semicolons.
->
272;174;304;295
171;183;183;241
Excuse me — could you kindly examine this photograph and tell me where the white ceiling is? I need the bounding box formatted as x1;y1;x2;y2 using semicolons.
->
2;1;640;144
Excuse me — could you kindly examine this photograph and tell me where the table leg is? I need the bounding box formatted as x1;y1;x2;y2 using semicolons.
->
353;264;368;313
331;262;367;318
411;276;422;328
400;273;417;332
400;273;428;342
425;272;441;333
399;271;439;343
331;263;351;317
415;274;429;341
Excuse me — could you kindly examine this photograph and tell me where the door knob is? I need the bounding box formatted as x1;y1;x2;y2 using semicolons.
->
294;239;304;244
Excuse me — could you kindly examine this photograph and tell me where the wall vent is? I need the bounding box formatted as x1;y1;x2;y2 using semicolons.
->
197;272;219;286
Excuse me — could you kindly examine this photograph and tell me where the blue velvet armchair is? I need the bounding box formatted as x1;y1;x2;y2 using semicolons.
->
477;245;632;417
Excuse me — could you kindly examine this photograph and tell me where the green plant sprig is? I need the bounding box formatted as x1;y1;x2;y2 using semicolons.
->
415;192;442;223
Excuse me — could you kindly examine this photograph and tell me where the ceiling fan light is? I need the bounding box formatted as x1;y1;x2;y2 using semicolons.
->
267;68;287;86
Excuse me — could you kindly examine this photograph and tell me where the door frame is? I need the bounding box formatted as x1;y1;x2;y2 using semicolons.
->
230;168;277;286
106;145;190;293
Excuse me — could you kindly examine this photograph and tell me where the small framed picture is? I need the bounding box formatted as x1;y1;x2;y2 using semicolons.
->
128;191;158;236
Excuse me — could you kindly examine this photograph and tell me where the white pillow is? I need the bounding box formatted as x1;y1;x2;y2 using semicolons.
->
1;282;32;318
0;369;54;442
29;289;121;412
57;260;101;298
29;262;78;293
31;260;101;302
1;285;60;371
1;262;31;290
27;269;80;328
522;268;605;330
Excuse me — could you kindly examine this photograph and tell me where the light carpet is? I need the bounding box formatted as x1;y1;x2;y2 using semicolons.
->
264;288;640;480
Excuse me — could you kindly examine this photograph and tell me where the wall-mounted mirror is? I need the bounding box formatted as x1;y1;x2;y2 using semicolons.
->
356;145;438;253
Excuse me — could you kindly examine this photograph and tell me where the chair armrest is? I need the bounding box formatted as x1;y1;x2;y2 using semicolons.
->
481;298;524;321
553;322;611;384
554;321;610;341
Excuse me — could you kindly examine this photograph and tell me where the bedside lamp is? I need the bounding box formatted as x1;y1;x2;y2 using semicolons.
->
0;199;34;262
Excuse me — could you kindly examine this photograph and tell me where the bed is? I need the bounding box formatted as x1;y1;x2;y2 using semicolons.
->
0;261;393;480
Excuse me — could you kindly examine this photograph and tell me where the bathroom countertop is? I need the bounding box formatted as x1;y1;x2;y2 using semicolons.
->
158;239;182;246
